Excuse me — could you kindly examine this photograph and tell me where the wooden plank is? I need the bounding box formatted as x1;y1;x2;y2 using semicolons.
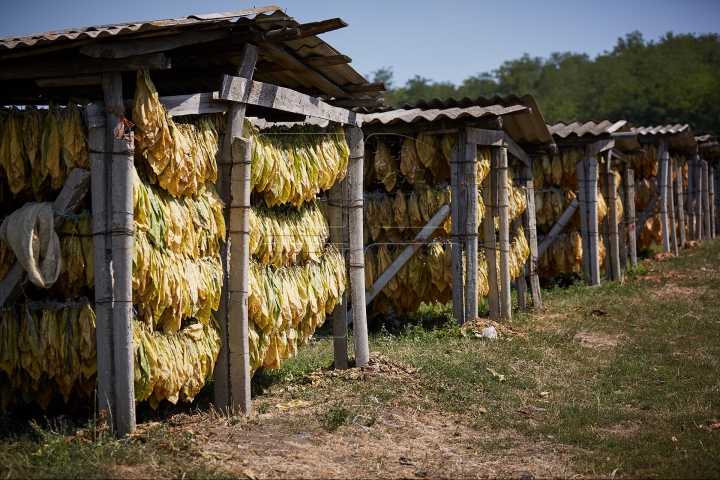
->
513;167;527;311
577;158;591;284
668;156;678;255
466;128;530;165
676;163;686;248
297;18;348;37
485;149;499;321
214;43;258;415
522;163;542;309
711;165;718;239
695;152;703;240
36;75;103;88
261;42;351;99
626;168;638;267
256;54;352;74
658;139;670;252
618;176;627;269
0;168;90;306
363;206;451;306
497;147;511;318
326;98;387;108
346;127;369;367
85;103;115;428
79;29;231;58
587;138;616;156
537;199;580;257
606;151;622;280
328;181;348;369
450;143;465;324
103;72;136;437
219;76;358;125
611;148;629;163
688;153;695;239
0;53;171;81
463;133;479;322
635;193;660;240
344;82;388;94
703;160;711;240
587;157;601;286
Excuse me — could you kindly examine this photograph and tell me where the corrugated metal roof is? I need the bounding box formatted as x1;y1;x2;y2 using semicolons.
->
0;7;382;103
631;124;697;152
0;7;280;50
360;94;555;153
548;119;641;153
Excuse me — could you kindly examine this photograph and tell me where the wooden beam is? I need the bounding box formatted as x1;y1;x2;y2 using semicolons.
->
326;98;387;108
466;128;531;166
611;148;629;163
260;42;351;99
537;199;580;257
219;75;358;125
0;53;171;81
36;75;103;88
188;27;301;58
256;54;352;74
587;138;615;156
79;29;231;59
610;131;637;139
0;167;91;306
297;82;387;97
635;193;660;240
450;140;466;324
297;18;348;37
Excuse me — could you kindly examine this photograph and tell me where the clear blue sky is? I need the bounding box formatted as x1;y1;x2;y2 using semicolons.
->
1;0;718;86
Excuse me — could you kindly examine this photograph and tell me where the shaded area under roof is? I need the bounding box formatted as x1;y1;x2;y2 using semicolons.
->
0;6;383;106
631;124;697;153
697;133;720;160
360;94;555;154
548;119;641;153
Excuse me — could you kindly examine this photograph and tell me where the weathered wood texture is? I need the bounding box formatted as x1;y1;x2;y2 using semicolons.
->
85;104;115;427
577;158;591;283
676;162;686;248
466;127;530;166
346;127;369;367
496;147;512;318
513;167;527;311
605;152;621;280
711;165;717;239
80;29;231;58
451;142;466;324
485;151;499;321
668;157;678;255
219;75;358;125
103;72;136;437
658;139;670;252
536;199;580;257
328;181;348;369
521;163;542;309
702;160;711;240
0;53;171;80
625;168;638;267
463;132;479;322
688;153;695;240
587;157;601;286
618;169;627;269
214;43;258;414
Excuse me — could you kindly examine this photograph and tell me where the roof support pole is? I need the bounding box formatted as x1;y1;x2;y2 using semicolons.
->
601;153;611;279
214;43;258;415
658;139;670;252
694;150;702;240
328;180;348;369
618;166;627;270
103;72;136;437
668;156;678;256
463;130;478;322
577;156;591;284
702;159;711;240
496;147;512;319
687;153;695;240
603;151;621;280
625;168;638;268
346;126;369;367
522;163;542;309
484;150;499;321
513;167;527;311
587;156;601;286
711;164;717;239
85;104;115;430
450;138;466;324
675;161;686;248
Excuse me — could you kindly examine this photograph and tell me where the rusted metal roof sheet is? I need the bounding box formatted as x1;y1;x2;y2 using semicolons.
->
0;7;280;50
631;124;697;153
548;119;641;153
360;94;555;152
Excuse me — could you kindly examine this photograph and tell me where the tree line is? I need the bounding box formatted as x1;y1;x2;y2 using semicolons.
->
371;32;720;135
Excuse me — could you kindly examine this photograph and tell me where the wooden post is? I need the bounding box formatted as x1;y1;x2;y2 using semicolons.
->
577;157;591;284
513;166;527;311
484;155;499;321
618;166;627;269
228;137;253;414
497;147;511;319
606;153;621;280
328;182;348;369
658;139;670;252
450;139;466;324
676;162;686;248
537;199;580;257
668;156;678;256
687;153;695;240
102;72;135;437
702;159;711;240
711;164;717;239
522;164;542;309
587;157;601;286
346;126;369;367
214;43;258;414
625;168;637;268
85;104;115;426
695;151;703;240
463;131;479;322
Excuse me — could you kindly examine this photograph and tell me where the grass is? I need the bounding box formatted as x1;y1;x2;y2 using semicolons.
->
1;239;720;478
